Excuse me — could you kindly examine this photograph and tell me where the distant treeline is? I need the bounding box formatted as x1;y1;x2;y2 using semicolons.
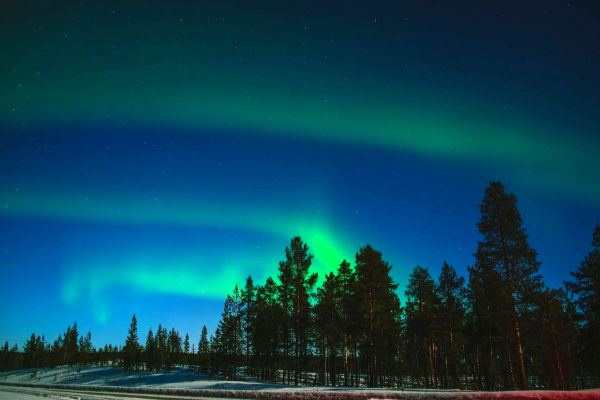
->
1;182;598;391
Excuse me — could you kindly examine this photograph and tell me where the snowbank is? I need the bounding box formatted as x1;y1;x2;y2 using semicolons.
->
1;367;598;400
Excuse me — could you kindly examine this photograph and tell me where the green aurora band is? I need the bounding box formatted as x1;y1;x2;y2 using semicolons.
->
2;188;359;321
2;2;599;325
4;80;598;204
3;4;599;205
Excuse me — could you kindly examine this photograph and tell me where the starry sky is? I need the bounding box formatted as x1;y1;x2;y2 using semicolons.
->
1;1;599;348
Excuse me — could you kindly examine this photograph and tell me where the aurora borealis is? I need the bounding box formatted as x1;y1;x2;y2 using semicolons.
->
1;1;599;348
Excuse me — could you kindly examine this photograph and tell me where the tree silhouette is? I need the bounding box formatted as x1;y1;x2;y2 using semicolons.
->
354;245;401;387
123;314;141;371
404;265;439;387
566;224;600;379
3;184;600;389
474;181;543;389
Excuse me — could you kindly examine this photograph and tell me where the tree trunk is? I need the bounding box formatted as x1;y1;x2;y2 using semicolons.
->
508;278;527;389
322;337;326;385
294;329;299;385
551;321;564;390
344;334;348;386
498;215;528;390
506;341;516;389
369;289;375;387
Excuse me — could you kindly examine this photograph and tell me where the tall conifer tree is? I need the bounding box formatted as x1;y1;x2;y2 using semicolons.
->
336;260;358;386
354;245;400;387
123;314;141;371
278;236;317;385
198;325;209;372
566;224;600;378
474;181;543;389
404;265;440;387
145;328;155;371
436;262;466;388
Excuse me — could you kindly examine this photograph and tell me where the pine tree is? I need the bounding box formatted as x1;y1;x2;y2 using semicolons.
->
184;333;190;354
566;224;600;378
276;236;318;385
145;328;156;371
198;325;209;372
231;285;243;376
354;245;401;387
254;277;281;382
404;265;440;388
62;323;79;365
467;253;509;390
436;262;466;388
215;287;243;378
0;342;8;372
168;328;182;366
2;344;21;371
530;288;578;389
183;333;190;366
315;272;341;385
23;334;45;369
123;314;141;371
277;246;294;384
77;330;92;365
155;324;168;370
335;260;361;386
283;236;318;385
84;331;93;353
474;181;543;389
241;275;256;375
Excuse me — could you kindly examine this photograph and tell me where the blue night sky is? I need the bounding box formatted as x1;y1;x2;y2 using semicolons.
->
1;1;599;348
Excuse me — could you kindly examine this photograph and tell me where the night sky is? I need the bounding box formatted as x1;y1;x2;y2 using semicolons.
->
1;1;599;348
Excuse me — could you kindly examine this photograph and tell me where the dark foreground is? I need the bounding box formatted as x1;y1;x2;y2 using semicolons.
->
1;382;599;400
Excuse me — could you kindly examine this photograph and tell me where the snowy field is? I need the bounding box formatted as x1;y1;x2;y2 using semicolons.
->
1;366;599;399
1;365;263;391
0;392;49;400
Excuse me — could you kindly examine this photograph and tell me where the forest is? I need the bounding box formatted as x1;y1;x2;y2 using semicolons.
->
1;182;599;391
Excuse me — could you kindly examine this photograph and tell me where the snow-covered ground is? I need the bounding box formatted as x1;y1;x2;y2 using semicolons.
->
0;392;49;400
1;366;599;399
1;365;298;391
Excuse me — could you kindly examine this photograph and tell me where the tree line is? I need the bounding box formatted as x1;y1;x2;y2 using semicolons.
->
0;317;195;375
1;182;598;390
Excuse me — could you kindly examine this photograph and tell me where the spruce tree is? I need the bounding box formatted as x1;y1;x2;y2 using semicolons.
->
62;323;79;366
145;328;156;371
23;334;44;369
198;325;209;372
168;328;182;366
474;181;543;389
184;333;190;354
184;333;190;366
84;331;93;353
156;324;168;370
123;314;141;371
